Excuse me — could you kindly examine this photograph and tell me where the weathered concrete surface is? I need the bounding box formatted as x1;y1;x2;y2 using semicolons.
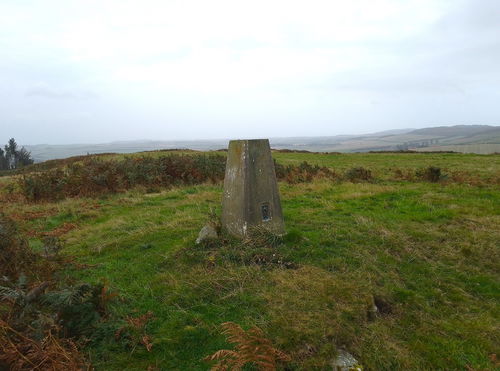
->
221;139;285;237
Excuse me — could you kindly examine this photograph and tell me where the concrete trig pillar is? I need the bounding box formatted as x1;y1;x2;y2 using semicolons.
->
221;139;285;237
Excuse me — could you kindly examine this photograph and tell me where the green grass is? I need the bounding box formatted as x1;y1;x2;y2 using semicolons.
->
1;152;499;370
272;151;500;180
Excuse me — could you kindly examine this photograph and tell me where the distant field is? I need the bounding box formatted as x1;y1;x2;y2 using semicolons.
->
415;143;500;154
1;152;499;370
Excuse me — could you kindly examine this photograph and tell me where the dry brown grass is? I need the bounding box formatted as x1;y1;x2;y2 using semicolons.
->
0;320;87;371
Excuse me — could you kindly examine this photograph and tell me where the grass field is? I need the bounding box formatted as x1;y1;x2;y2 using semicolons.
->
1;152;499;370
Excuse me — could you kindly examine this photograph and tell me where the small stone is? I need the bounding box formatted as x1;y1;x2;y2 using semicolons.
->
367;295;379;321
331;350;361;371
140;243;153;250
196;224;218;244
367;303;378;321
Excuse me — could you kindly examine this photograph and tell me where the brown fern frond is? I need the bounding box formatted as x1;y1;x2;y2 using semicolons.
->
204;321;290;371
208;355;241;371
272;348;292;362
141;335;153;352
0;320;85;370
204;349;239;361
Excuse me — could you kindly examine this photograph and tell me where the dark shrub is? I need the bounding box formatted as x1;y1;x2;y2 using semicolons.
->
21;155;345;201
274;160;337;184
0;214;37;279
415;166;443;182
344;167;373;182
19;154;227;201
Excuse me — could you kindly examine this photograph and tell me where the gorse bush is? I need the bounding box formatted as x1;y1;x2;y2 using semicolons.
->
20;154;227;201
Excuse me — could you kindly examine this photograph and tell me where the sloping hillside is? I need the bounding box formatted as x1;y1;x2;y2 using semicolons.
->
410;125;496;137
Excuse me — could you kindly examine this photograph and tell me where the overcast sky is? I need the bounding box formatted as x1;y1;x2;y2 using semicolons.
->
1;0;499;145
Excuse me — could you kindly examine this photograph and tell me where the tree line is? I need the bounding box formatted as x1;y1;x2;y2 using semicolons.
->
0;138;34;170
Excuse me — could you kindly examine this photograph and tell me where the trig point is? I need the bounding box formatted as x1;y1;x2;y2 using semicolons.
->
221;139;285;237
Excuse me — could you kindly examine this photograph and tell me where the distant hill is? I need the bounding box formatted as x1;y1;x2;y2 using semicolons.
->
24;125;500;161
409;125;496;136
269;125;500;153
24;140;230;163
